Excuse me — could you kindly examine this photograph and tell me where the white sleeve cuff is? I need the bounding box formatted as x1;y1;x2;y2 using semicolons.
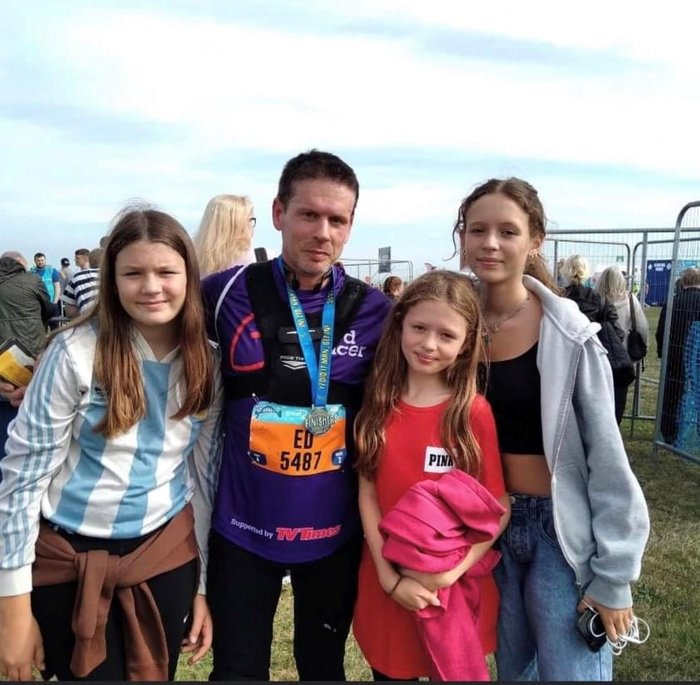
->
0;565;33;596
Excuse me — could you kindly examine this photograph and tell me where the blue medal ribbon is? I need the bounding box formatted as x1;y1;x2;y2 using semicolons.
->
279;258;336;409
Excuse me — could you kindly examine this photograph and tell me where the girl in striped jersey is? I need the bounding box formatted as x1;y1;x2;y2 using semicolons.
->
0;207;222;681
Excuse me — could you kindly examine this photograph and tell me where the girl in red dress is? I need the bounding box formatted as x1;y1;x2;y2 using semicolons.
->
353;270;511;681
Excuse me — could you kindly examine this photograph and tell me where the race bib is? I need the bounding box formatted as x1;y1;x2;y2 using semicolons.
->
249;401;347;476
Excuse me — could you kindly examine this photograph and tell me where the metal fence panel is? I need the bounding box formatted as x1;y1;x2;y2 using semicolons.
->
541;227;700;440
653;205;700;463
340;259;414;289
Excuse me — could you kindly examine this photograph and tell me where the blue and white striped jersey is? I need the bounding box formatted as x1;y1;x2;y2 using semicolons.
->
62;268;100;314
0;324;222;596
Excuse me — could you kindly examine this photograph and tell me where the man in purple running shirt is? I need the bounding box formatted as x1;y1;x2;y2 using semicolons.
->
202;150;391;681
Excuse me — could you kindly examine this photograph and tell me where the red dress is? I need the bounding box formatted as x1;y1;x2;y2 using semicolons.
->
352;395;506;679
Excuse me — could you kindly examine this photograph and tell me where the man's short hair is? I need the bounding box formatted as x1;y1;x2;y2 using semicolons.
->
75;248;90;258
61;257;70;267
276;149;359;211
34;252;45;260
88;248;104;268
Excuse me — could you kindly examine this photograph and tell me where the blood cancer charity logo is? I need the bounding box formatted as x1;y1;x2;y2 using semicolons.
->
332;329;366;358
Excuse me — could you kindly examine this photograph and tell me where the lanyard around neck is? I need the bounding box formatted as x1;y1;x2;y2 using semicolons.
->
279;258;336;408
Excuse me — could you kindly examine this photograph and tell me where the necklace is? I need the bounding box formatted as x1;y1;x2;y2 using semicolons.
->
485;294;530;334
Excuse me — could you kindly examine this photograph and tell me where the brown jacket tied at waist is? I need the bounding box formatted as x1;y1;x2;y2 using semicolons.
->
33;503;198;681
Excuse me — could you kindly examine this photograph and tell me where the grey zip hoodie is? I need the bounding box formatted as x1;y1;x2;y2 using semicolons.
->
524;275;650;609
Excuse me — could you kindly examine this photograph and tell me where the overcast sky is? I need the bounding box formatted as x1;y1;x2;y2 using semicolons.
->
2;0;699;278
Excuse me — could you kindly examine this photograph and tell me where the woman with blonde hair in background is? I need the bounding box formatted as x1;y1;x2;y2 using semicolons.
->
560;255;612;320
561;255;634;423
596;267;649;422
193;194;256;276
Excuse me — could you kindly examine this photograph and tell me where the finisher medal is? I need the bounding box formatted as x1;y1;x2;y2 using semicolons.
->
281;257;338;438
305;407;333;436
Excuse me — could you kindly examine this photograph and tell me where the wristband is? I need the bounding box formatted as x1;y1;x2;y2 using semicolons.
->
387;575;404;597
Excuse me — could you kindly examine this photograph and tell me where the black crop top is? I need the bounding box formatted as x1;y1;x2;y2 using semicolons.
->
484;342;545;455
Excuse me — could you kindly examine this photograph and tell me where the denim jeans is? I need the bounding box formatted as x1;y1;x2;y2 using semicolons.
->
494;495;613;681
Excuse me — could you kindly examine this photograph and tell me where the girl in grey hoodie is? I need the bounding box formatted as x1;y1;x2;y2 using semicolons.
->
453;178;650;681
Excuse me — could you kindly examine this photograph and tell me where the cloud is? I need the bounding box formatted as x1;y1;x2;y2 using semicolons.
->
1;102;185;144
2;1;699;273
30;5;695;176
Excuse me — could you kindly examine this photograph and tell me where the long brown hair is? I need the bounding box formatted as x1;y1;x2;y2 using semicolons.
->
452;177;559;293
53;206;215;437
355;270;486;480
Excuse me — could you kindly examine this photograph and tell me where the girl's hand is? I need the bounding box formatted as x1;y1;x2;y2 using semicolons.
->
577;595;633;642
180;594;213;665
0;382;26;407
401;567;461;592
391;576;441;612
0;594;45;681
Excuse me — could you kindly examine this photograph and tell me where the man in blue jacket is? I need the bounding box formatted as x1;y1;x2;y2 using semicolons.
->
29;252;61;304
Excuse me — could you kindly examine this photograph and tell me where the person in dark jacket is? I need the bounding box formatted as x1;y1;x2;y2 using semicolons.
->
0;253;54;355
0;252;54;458
561;255;617;323
561;255;633;423
656;267;700;445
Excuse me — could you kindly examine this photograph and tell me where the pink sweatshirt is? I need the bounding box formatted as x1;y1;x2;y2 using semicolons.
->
379;468;506;682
